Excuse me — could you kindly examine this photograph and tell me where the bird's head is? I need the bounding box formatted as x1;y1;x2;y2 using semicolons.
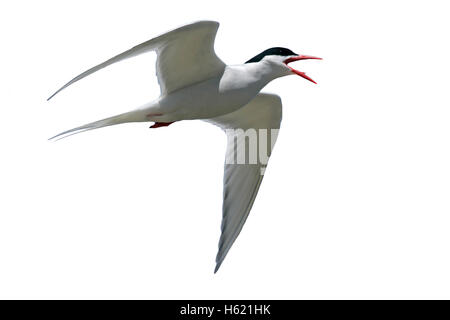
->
245;47;321;83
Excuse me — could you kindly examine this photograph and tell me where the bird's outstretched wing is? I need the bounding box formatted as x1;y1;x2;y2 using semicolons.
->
48;21;225;100
205;93;283;272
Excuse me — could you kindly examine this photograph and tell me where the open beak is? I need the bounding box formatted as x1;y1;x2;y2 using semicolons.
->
284;55;322;84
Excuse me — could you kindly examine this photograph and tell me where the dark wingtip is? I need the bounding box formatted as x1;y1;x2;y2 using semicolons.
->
214;260;223;274
47;90;59;101
48;83;69;101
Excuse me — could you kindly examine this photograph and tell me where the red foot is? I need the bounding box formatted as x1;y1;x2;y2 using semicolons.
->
150;122;174;129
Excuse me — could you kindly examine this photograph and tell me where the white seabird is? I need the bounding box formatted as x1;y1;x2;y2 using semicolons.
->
48;21;321;272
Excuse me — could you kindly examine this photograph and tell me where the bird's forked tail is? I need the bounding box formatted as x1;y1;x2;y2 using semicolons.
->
49;110;142;141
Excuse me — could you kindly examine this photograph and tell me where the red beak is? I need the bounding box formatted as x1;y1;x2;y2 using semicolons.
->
284;55;322;84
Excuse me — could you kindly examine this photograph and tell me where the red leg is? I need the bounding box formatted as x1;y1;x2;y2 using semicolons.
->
150;122;174;129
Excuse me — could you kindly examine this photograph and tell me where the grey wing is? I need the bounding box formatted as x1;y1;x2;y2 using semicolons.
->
154;21;225;95
206;93;283;272
48;20;224;100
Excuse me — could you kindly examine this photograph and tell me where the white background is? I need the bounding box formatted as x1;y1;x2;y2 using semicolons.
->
1;0;449;299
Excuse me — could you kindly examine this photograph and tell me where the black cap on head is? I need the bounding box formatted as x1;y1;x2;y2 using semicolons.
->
245;47;297;64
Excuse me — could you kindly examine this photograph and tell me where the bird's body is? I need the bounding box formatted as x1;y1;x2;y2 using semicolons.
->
48;21;320;272
141;62;281;123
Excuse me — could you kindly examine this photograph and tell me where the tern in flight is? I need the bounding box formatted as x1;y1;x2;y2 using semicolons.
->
48;21;321;272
